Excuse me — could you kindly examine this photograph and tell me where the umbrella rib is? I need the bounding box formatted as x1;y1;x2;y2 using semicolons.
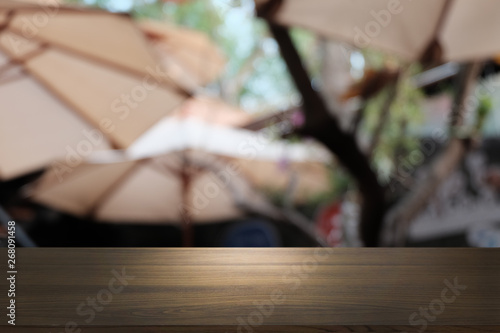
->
148;154;183;179
0;31;50;84
0;8;14;32
419;0;453;61
0;36;49;67
0;28;121;150
0;68;23;86
0;10;16;77
433;0;454;38
86;159;146;220
241;107;297;131
0;61;14;74
21;63;123;150
151;163;181;178
1;13;191;150
131;23;195;97
1;23;192;147
5;23;192;98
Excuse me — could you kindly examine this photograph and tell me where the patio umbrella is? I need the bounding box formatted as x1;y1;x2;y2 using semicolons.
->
139;20;226;90
29;149;265;224
127;117;332;202
28;118;331;245
257;0;500;63
0;1;188;180
29;149;271;246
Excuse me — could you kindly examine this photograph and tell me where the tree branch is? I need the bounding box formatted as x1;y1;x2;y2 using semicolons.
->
367;75;400;157
381;62;482;246
268;23;386;246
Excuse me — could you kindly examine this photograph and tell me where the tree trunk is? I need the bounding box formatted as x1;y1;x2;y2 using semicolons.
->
267;21;484;247
268;23;387;247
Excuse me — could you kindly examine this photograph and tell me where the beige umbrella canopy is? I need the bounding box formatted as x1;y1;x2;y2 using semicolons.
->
28;149;279;247
29;118;331;245
0;1;188;180
127;116;332;203
257;0;500;62
29;150;264;225
139;20;226;90
30;118;332;220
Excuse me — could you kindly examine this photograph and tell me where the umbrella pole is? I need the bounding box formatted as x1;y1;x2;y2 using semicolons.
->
180;162;193;247
0;205;37;247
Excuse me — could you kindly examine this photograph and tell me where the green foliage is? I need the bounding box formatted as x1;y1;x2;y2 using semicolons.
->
474;95;493;136
361;48;387;69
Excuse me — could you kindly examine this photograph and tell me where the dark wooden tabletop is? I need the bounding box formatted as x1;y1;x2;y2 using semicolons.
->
1;248;499;332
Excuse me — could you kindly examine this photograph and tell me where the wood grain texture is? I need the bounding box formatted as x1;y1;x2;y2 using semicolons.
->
2;326;500;333
0;248;499;332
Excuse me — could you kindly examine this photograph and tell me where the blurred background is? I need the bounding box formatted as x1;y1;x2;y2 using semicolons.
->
1;0;500;247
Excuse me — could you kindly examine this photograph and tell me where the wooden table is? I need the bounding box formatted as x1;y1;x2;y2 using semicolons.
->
1;248;499;332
